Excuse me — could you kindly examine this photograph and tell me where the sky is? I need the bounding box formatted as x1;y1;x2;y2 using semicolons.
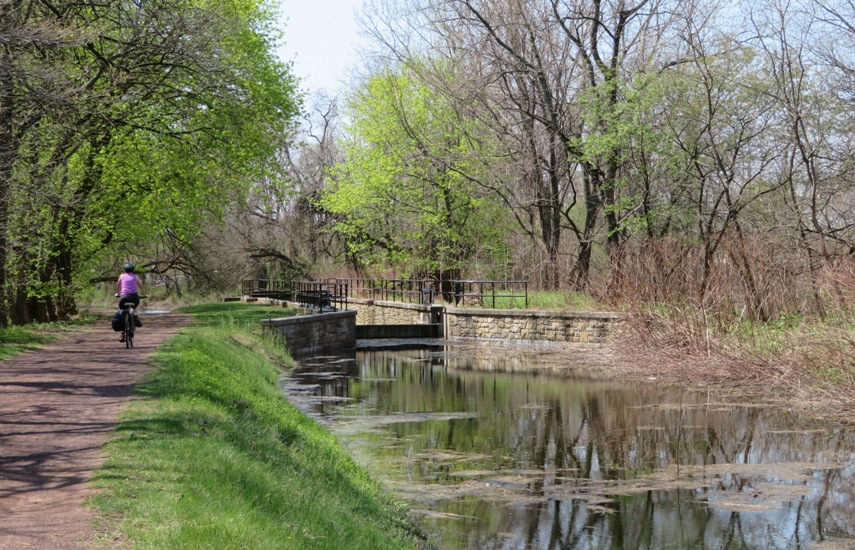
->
277;1;366;96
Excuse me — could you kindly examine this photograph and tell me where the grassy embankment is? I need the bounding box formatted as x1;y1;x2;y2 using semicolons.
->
88;302;424;549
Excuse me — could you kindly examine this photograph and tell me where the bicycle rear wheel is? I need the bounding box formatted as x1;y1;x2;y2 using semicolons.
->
124;312;134;348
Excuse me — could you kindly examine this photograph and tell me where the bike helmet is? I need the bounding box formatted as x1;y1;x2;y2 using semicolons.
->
123;262;135;272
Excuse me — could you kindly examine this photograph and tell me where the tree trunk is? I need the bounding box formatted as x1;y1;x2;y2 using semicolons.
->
729;221;768;322
570;170;602;291
435;267;460;303
52;215;78;319
10;287;33;325
0;45;14;328
538;199;561;290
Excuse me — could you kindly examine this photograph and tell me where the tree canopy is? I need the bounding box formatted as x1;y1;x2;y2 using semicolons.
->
4;0;853;324
0;0;300;324
323;65;512;280
315;0;854;318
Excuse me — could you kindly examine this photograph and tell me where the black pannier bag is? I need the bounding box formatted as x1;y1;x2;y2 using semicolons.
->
111;310;124;331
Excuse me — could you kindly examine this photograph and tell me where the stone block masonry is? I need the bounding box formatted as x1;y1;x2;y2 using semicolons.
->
444;307;621;346
261;310;356;358
346;300;443;326
244;296;622;347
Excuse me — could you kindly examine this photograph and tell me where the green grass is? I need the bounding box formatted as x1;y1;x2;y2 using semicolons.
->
89;302;424;549
174;301;295;328
0;326;56;360
0;311;102;361
487;290;604;310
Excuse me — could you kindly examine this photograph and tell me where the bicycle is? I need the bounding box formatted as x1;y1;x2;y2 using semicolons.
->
117;295;146;348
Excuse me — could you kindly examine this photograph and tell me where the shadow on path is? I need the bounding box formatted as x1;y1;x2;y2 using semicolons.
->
0;313;190;549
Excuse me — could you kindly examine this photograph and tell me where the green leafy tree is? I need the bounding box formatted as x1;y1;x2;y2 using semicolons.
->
323;66;510;283
1;0;299;324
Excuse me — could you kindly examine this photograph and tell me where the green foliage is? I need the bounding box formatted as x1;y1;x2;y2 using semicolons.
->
0;326;56;360
728;314;804;353
90;303;423;549
322;64;511;277
571;70;690;240
574;73;662;166
0;312;100;360
1;0;301;324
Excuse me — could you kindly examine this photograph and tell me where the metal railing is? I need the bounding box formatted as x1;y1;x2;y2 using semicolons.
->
241;279;349;312
322;278;436;304
241;278;291;299
294;281;349;312
243;278;529;309
320;278;528;308
448;280;529;309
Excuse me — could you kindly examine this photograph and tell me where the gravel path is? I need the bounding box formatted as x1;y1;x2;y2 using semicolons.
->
0;314;190;549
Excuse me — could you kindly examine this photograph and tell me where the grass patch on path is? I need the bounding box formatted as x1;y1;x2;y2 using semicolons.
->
0;312;103;361
89;302;424;549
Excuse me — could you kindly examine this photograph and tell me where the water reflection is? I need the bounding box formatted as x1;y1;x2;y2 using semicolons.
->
284;344;855;550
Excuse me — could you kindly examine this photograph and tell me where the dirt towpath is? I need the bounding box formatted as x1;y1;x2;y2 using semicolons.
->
0;313;190;549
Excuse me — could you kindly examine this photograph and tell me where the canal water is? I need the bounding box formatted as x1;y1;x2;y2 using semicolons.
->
282;342;855;550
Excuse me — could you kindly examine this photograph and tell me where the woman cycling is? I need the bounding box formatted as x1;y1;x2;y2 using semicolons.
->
115;262;146;310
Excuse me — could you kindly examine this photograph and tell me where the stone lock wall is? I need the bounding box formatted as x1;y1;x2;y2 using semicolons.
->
346;300;441;326
261;310;356;357
444;308;621;345
245;295;622;347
